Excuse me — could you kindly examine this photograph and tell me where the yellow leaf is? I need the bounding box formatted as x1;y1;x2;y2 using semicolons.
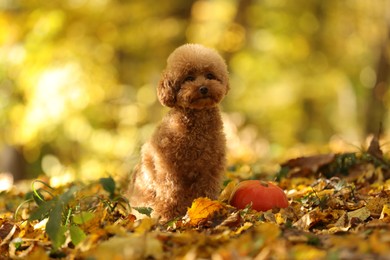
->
21;245;49;260
85;233;163;260
380;203;390;221
369;230;389;254
291;244;326;259
275;212;287;225
134;218;156;234
185;198;225;226
218;180;238;202
254;222;281;242
104;224;127;236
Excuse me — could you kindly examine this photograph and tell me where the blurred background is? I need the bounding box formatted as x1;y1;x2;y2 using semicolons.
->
0;0;389;185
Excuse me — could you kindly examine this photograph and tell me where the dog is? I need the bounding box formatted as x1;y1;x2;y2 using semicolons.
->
128;43;229;221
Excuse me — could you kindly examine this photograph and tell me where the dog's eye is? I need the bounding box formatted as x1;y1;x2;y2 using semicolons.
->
206;73;216;80
184;75;195;82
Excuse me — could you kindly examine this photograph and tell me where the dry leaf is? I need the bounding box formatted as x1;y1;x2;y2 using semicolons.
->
2;146;390;259
367;133;383;160
218;180;238;202
184;198;226;227
348;207;370;221
85;233;163;260
0;222;17;246
291;244;326;259
215;211;241;230
380;204;390;222
282;154;335;176
134;218;157;234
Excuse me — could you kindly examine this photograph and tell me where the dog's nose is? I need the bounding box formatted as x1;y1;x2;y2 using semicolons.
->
199;86;208;95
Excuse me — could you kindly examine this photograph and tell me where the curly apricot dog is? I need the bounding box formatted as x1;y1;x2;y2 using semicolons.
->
128;44;229;221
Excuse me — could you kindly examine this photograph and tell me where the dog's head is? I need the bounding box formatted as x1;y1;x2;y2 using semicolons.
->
157;44;229;109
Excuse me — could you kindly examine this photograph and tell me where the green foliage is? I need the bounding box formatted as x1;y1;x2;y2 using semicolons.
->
275;166;290;182
69;225;87;246
28;200;56;221
29;185;79;249
31;180;55;205
99;176;116;199
133;207;153;217
12;238;23;251
26;176;124;250
47;219;67;250
72;212;95;224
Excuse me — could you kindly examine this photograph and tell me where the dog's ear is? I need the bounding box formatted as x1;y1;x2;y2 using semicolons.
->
157;72;176;107
221;73;230;95
225;81;230;95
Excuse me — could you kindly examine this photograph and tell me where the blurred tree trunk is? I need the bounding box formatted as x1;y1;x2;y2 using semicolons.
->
234;0;251;29
0;146;26;181
365;25;390;135
228;0;252;59
116;1;194;86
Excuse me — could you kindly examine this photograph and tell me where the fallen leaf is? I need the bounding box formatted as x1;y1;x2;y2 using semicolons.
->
104;224;128;236
3;145;390;259
294;209;343;231
334;207;370;231
365;196;390;215
348;207;370;221
368;229;390;255
218;180;238;202
85;233;163;260
184;198;226;227
293;212;313;231
380;204;390;222
282;154;335;177
291;244;326;259
215;211;241;230
367;132;383;160
134;218;156;234
0;222;17;246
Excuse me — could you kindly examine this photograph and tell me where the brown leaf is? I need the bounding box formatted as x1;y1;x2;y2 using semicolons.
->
334;207;370;230
348;207;370;222
293;209;344;231
215;211;241;229
367;134;383;160
282;154;335;176
0;222;17;246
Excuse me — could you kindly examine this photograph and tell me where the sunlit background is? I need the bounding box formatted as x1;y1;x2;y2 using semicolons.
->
0;0;389;186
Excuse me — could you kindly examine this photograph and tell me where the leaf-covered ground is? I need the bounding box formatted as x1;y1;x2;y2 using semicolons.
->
1;137;390;259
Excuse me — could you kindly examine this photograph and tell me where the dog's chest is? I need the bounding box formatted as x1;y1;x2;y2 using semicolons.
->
157;108;225;164
174;124;220;158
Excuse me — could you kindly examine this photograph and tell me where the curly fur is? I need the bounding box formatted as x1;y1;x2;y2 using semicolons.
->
128;44;229;221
